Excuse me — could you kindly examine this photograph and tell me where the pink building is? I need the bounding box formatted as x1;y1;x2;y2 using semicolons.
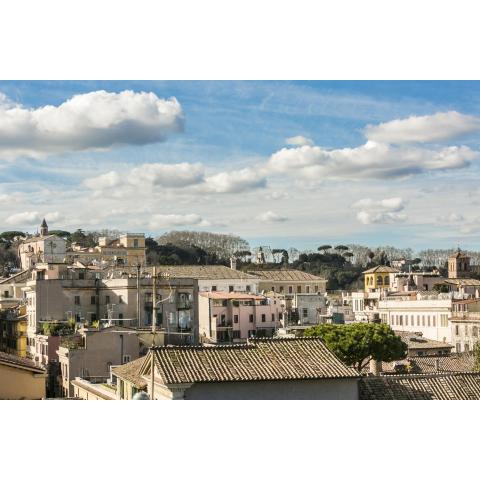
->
198;292;284;343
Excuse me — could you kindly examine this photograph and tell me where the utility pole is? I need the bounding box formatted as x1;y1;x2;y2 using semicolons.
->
136;263;141;328
150;266;157;400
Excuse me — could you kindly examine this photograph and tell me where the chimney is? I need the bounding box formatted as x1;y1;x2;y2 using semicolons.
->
369;358;382;375
230;256;237;270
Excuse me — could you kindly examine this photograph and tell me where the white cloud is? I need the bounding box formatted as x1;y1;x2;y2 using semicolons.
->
130;162;205;187
84;171;123;190
0;90;184;160
436;213;465;223
204;168;266;193
268;142;477;180
45;211;64;223
5;211;42;226
148;213;204;229
256;210;288;223
353;197;407;225
365;111;480;144
285;135;314;146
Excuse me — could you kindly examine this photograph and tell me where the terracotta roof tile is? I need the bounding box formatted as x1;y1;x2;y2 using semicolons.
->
150;338;358;385
248;269;326;282
0;351;46;374
112;357;148;389
360;372;480;400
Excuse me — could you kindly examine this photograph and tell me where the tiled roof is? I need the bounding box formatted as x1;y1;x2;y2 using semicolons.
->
443;278;480;286
362;266;399;274
112;357;148;389
0;270;29;284
0;351;46;374
359;373;480;400
152;265;257;280
362;354;474;375
394;331;453;351
149;338;359;385
200;292;265;300
248;269;326;282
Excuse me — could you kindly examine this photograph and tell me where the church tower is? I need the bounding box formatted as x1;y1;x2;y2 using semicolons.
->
448;248;470;279
40;218;49;237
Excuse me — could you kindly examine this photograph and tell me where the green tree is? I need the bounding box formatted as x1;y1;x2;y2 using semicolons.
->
304;323;407;372
317;244;332;254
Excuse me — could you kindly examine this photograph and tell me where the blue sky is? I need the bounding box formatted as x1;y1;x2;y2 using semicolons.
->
1;80;480;252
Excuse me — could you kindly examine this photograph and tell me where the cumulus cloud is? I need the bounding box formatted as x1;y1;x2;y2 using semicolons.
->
268;142;477;180
436;213;465;223
0;90;184;160
204;168;267;193
285;135;314;146
84;171;123;190
5;211;63;226
255;210;288;223
365;111;480;144
353;197;407;225
130;162;205;187
148;213;205;229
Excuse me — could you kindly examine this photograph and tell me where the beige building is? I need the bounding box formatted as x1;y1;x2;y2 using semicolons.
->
248;269;327;295
57;325;147;397
113;338;360;400
67;233;146;266
0;351;46;399
18;220;67;270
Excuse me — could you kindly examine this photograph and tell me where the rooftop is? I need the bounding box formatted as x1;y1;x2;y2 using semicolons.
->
363;265;399;274
111;357;148;389
443;278;480;286
248;269;326;282
0;351;46;374
394;331;453;351
141;338;359;385
359;372;480;400
148;265;257;280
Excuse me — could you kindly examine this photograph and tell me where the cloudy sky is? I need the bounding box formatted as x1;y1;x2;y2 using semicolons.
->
1;80;480;251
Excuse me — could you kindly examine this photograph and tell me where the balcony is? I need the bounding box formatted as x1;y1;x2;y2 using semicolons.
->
216;319;233;329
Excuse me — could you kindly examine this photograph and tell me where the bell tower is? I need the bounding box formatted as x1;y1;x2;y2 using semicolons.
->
448;248;470;279
40;218;49;237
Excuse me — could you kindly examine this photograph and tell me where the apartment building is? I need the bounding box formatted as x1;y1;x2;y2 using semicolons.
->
198;291;283;342
248;269;327;295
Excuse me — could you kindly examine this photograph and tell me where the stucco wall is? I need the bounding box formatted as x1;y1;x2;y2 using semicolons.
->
181;378;359;400
0;364;46;399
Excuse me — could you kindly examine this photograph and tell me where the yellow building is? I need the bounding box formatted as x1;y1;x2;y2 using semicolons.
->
0;351;46;399
0;305;27;357
363;266;399;292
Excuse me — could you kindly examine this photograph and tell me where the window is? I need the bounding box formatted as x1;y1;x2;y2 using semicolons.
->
465;325;469;335
233;330;240;339
119;295;124;304
74;296;80;305
455;325;460;335
306;286;310;294
297;286;302;293
105;295;110;304
465;343;470;353
133;239;139;248
279;313;283;320
118;313;123;319
246;285;251;292
440;314;448;327
122;355;131;364
456;343;461;353
473;326;478;337
211;286;217;292
422;316;425;327
288;286;293;294
279;286;284;293
90;313;97;322
272;313;275;322
427;315;430;327
314;285;319;293
79;272;85;280
272;286;275;292
234;314;239;324
249;314;254;323
261;314;266;322
432;316;436;327
229;285;234;292
248;329;256;337
399;315;403;326
90;296;96;305
302;308;308;318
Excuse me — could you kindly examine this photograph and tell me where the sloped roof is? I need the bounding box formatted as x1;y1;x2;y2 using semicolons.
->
394;331;453;351
443;278;480;286
112;357;148;389
362;354;474;375
363;266;399;274
0;270;29;284
248;269;326;282
0;351;46;374
153;265;257;280
148;337;358;385
359;372;480;400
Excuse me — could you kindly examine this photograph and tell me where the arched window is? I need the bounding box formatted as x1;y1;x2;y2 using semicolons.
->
377;276;383;286
384;276;390;285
